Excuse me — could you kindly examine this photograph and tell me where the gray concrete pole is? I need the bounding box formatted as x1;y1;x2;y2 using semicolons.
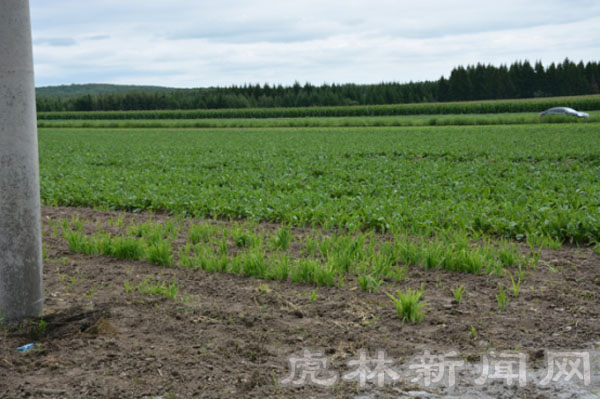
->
0;0;43;320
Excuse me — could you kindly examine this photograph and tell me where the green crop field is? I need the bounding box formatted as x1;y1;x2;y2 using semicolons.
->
39;122;600;246
36;112;600;129
37;94;600;120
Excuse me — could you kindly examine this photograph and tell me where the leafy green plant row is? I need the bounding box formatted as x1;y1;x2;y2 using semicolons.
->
40;125;600;244
37;95;600;120
36;112;600;129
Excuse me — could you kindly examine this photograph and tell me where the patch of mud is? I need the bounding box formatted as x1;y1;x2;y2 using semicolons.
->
0;206;599;398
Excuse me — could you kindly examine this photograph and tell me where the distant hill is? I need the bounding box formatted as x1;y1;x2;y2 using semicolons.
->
36;83;181;98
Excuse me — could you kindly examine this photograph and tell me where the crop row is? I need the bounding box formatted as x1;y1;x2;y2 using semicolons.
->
37;95;600;120
38;124;600;244
36;112;599;129
51;215;537;293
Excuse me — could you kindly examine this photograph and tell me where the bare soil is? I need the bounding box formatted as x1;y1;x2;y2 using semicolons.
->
1;206;599;398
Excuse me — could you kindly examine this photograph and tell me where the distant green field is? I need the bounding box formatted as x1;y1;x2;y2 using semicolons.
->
36;112;600;129
39;123;600;244
37;94;600;120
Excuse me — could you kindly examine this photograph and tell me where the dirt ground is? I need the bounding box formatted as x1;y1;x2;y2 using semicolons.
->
1;206;599;398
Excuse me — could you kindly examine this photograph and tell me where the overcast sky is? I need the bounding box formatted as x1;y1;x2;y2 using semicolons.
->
30;0;600;88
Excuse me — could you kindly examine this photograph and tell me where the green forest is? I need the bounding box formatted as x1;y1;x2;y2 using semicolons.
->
36;58;600;112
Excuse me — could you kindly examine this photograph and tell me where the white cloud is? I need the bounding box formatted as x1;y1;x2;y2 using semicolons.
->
29;0;600;87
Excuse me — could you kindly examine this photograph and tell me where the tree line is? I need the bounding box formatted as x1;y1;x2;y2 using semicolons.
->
37;58;600;112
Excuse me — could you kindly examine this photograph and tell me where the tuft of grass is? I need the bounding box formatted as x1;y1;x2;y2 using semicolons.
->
315;263;338;287
123;280;134;293
145;239;173;266
232;228;252;248
390;265;409;282
371;253;394;278
177;243;194;268
358;274;383;293
188;223;216;244
506;268;523;297
267;254;291;281
71;216;85;232
291;259;318;284
386;284;426;323
290;259;338;287
258;283;271;294
451;284;465;304
303;236;319;257
528;234;563;250
497;242;518;267
423;242;444;269
218;235;229;256
30;319;48;339
496;284;508;311
109;236;145;260
241;251;267;278
64;230;96;254
270;227;292;251
397;240;423;267
469;325;477;339
136;276;179;300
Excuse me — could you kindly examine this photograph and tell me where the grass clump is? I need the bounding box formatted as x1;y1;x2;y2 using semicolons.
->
291;259;339;287
451;284;465;303
496;284;509;311
64;230;96;254
108;236;145;260
270;227;292;251
386;284;426;323
145;239;173;266
188;223;216;244
267;254;291;281
506;268;523;297
358;274;383;293
241;251;268;277
232;227;252;248
136;276;179;300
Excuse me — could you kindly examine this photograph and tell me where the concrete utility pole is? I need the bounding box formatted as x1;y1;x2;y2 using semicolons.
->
0;0;43;320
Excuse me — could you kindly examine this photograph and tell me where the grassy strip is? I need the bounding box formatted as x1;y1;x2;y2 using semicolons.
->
59;216;539;292
37;95;600;120
36;112;600;129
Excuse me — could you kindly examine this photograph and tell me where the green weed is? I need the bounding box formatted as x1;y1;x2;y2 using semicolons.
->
386;284;426;323
145;239;173;266
241;251;267;278
496;284;508;311
232;227;252;248
136;276;179;300
506;268;523;297
267;254;291;281
270;227;292;251
469;325;477;339
358;274;383;293
109;236;145;260
64;230;96;254
188;223;215;244
451;284;465;304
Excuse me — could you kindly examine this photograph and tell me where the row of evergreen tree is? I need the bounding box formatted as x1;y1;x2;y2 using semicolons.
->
37;58;600;112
